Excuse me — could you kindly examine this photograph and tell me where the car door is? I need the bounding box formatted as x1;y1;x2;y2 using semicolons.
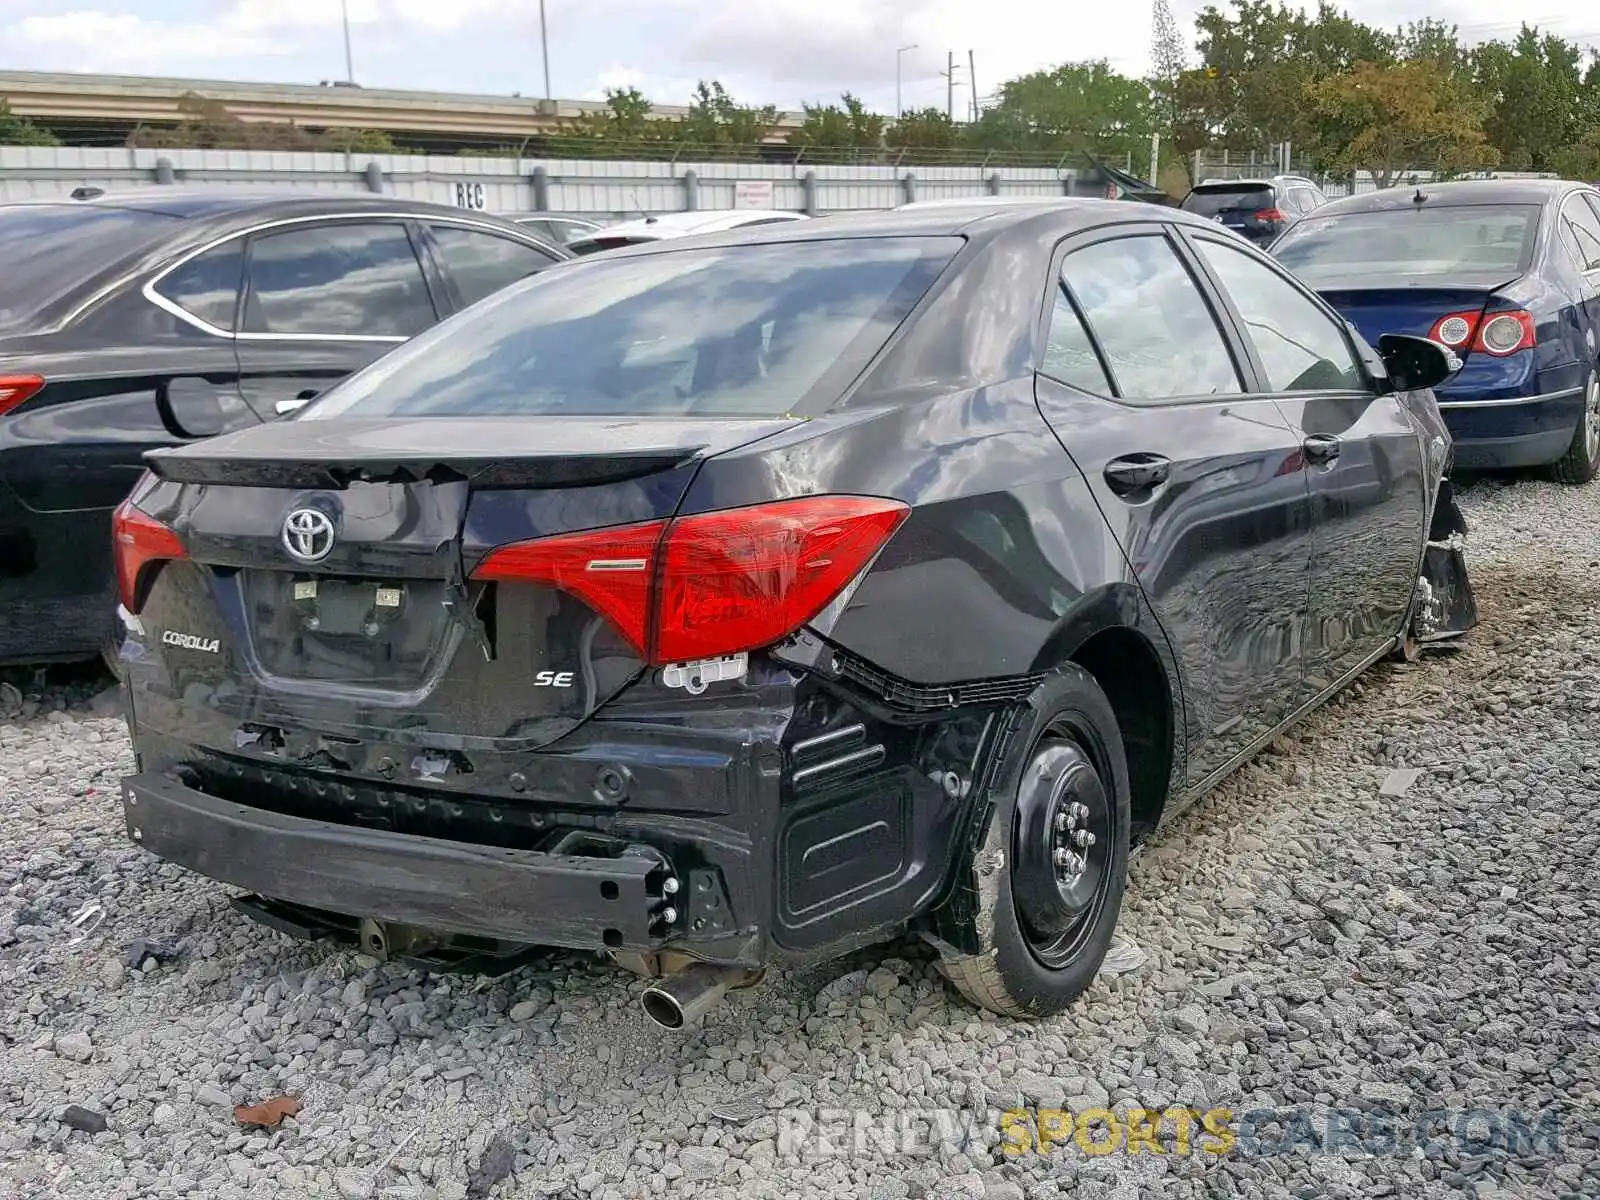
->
1033;222;1314;787
416;220;564;311
233;218;443;418
1563;192;1600;366
1182;229;1428;700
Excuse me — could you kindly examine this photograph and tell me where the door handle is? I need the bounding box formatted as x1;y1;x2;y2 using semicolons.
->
1103;454;1171;495
1303;433;1342;463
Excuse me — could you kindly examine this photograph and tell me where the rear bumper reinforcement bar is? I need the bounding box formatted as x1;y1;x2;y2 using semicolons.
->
119;770;669;950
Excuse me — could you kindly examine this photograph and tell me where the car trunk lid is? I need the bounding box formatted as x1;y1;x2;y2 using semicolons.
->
132;414;798;758
1309;273;1523;364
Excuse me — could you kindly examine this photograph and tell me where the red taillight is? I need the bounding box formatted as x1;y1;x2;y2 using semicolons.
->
1427;309;1536;356
1254;208;1287;222
472;517;666;656
112;498;187;613
0;374;43;418
471;495;911;666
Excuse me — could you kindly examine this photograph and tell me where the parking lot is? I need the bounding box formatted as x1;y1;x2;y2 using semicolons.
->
0;467;1594;1200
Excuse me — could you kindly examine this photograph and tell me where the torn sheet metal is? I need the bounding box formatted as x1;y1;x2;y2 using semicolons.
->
1413;478;1479;649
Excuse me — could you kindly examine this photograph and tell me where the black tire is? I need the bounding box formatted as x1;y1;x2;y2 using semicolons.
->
937;663;1132;1019
1551;373;1600;486
100;623;126;680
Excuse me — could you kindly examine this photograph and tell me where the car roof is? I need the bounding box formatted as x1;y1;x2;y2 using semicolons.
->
572;209;809;241
0;187;532;226
557;196;1232;259
1309;178;1586;216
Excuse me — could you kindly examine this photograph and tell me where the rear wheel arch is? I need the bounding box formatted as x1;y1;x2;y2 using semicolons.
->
1029;587;1182;840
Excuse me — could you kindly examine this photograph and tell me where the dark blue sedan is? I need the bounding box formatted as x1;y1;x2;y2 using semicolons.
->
1270;179;1600;482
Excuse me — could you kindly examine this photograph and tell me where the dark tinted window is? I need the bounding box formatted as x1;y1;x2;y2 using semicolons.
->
1181;183;1274;217
301;236;961;420
1041;287;1111;393
153;240;244;331
1195;237;1365;392
0;204;180;333
1564;195;1600;271
242;222;435;337
1272;205;1540;283
429;225;556;308
1061;235;1242;400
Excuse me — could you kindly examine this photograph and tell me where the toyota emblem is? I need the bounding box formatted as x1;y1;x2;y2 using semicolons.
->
282;508;337;564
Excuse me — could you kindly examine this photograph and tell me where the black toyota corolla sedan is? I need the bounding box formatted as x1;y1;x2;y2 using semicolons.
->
0;189;568;669
112;199;1476;1025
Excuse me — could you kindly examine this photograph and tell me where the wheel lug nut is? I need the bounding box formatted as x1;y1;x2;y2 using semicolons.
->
1073;829;1095;848
1054;812;1068;832
1053;847;1072;868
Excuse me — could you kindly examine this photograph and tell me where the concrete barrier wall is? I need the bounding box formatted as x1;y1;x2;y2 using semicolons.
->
0;146;1090;216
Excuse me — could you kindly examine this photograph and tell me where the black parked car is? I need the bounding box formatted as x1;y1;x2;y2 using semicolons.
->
113;200;1475;1025
0;189;569;668
1181;175;1329;246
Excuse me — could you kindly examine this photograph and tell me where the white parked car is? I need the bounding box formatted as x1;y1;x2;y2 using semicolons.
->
566;209;809;256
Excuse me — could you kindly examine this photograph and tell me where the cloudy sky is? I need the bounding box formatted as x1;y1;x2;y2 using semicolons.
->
4;1;1596;113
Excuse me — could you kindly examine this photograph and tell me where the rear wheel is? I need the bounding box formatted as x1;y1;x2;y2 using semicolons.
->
1552;373;1600;486
937;665;1132;1018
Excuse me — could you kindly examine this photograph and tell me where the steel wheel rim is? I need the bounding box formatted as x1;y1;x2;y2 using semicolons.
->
1010;724;1116;970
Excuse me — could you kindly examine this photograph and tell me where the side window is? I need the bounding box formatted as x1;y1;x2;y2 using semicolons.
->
1041;286;1112;393
1564;196;1600;271
242;222;435;337
1194;237;1366;393
154;239;244;332
1060;234;1244;401
429;225;558;308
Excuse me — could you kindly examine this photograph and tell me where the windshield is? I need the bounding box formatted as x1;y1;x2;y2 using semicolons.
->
0;203;181;332
1271;204;1541;282
301;236;963;420
1182;184;1273;216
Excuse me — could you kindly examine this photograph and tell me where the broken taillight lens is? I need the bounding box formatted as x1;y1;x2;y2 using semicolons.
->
472;495;911;665
112;498;188;613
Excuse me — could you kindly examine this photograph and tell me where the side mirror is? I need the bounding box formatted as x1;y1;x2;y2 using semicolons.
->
158;377;239;439
1378;334;1462;393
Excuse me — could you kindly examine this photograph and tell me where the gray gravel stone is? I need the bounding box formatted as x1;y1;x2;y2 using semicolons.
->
2;475;1598;1200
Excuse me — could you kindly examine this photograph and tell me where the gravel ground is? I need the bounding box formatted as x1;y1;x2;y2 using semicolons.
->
3;473;1599;1200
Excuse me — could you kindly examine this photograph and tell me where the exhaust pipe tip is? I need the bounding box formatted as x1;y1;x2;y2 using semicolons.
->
640;987;690;1030
639;963;759;1031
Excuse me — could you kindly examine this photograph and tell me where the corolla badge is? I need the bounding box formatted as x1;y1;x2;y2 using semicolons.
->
282;508;337;564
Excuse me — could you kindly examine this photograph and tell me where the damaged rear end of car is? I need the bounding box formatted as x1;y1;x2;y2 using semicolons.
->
114;230;978;1023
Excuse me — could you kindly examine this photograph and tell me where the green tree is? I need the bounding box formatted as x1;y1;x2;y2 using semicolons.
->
1307;59;1496;187
885;107;963;163
569;87;657;141
971;61;1154;161
672;81;777;159
317;127;396;154
786;93;886;161
0;100;60;146
1476;26;1586;171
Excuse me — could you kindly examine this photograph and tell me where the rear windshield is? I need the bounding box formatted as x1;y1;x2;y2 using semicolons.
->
301;236;963;419
1271;204;1541;282
0;203;179;332
1181;184;1274;216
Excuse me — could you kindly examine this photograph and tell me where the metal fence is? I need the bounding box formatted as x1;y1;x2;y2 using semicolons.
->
0;146;1098;215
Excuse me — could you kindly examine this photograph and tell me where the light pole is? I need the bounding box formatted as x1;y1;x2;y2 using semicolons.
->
896;44;918;119
341;0;355;84
540;0;552;101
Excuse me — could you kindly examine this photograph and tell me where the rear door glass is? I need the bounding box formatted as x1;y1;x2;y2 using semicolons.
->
0;203;180;333
152;239;245;332
242;222;437;337
1565;196;1600;271
1060;234;1243;400
428;224;558;308
300;236;962;419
